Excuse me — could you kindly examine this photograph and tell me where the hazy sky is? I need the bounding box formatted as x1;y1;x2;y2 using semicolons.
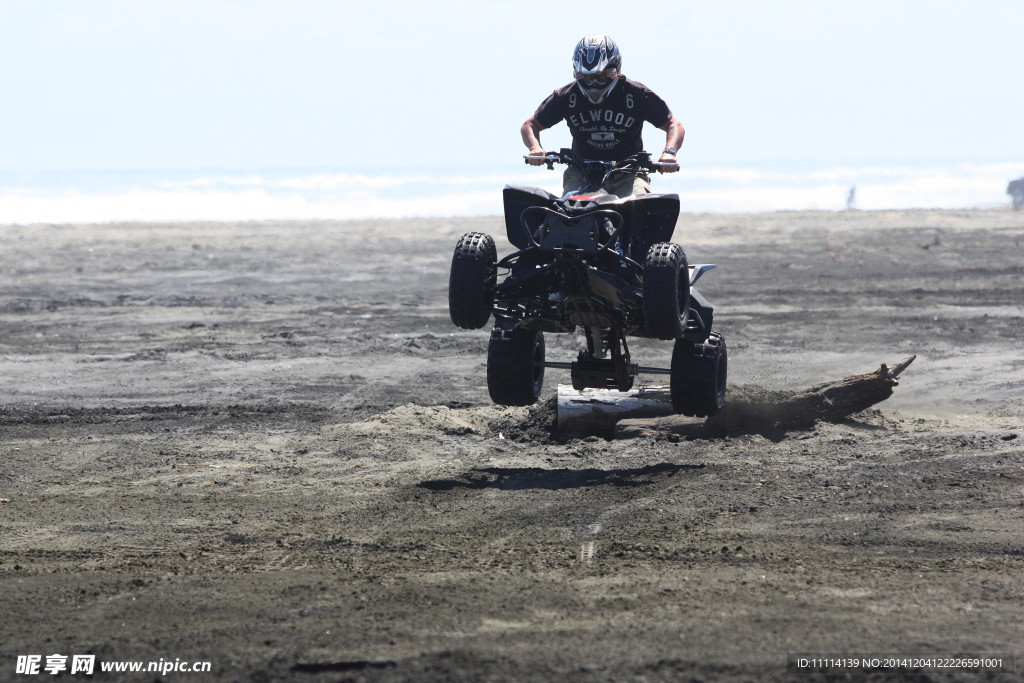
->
3;0;1021;171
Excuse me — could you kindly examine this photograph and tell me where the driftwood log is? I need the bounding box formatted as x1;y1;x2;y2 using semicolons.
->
556;356;916;439
785;355;916;424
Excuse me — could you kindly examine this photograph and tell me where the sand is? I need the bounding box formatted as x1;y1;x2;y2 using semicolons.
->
1;208;1022;680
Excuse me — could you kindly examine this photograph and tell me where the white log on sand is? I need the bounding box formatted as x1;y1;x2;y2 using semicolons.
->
556;384;680;437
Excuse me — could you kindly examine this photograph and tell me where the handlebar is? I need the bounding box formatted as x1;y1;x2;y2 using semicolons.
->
523;149;678;173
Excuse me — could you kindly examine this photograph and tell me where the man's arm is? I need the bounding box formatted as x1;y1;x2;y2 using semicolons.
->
657;116;685;173
521;116;548;166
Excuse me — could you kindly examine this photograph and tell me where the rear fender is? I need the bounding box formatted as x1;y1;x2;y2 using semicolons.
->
684;287;714;341
689;264;717;286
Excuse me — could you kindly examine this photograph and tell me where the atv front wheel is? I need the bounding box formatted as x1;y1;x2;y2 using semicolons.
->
449;232;496;330
670;332;727;417
487;327;545;406
643;242;690;339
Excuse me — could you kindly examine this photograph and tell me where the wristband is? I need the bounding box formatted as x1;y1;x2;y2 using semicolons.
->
663;147;677;155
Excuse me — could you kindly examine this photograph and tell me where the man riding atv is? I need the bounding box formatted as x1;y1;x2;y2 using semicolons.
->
521;33;685;197
447;34;725;417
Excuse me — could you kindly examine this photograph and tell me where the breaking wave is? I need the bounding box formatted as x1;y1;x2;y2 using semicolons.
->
1;160;1020;224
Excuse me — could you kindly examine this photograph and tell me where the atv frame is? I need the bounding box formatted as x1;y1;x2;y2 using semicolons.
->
449;149;726;417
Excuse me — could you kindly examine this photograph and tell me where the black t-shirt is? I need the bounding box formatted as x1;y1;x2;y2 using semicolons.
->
533;78;672;161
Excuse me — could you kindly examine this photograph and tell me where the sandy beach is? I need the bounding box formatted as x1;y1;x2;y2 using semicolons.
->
1;208;1022;680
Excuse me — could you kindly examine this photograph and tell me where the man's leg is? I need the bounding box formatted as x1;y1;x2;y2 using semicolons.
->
602;173;651;264
562;167;587;196
604;172;651;198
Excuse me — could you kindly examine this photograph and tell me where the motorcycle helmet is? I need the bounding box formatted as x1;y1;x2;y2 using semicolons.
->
572;34;622;104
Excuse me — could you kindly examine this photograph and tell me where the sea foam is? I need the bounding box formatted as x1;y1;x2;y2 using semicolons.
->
0;161;1019;224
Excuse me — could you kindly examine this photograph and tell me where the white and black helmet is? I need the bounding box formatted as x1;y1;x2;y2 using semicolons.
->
572;34;622;104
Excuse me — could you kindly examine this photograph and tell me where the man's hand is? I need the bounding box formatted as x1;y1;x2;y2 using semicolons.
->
521;117;549;165
526;149;547;166
657;152;680;173
657;116;684;173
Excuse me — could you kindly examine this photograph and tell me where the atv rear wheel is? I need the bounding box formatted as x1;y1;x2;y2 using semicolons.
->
487;327;545;406
670;332;727;417
643;242;690;339
449;232;496;330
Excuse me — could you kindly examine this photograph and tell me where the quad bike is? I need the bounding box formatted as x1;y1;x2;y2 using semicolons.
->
448;149;726;417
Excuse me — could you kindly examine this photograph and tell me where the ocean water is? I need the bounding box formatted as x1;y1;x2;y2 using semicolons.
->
0;160;1021;224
